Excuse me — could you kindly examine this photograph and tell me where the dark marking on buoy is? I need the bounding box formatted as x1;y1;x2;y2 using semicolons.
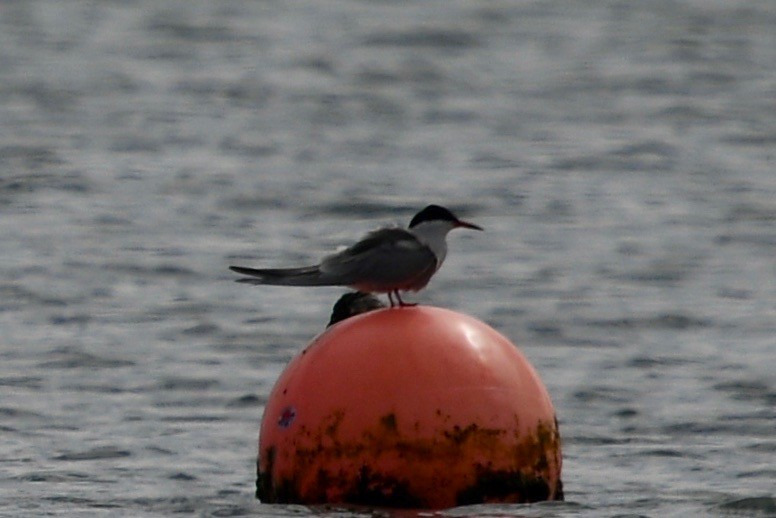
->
455;466;551;505
257;408;563;506
555;477;565;500
256;446;275;500
345;465;422;508
323;409;345;439
278;406;296;428
379;413;397;433
257;446;305;504
443;423;504;446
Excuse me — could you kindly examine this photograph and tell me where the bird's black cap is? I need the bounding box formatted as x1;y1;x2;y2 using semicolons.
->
408;205;459;228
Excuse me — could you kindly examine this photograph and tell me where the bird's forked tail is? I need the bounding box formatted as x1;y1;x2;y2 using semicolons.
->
229;265;332;286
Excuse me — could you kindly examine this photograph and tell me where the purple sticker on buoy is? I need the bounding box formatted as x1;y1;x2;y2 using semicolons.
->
278;406;296;429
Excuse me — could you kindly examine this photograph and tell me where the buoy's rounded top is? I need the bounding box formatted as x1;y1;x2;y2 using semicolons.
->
294;306;555;434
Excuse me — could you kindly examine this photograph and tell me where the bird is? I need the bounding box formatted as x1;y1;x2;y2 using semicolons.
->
327;291;386;327
229;204;483;307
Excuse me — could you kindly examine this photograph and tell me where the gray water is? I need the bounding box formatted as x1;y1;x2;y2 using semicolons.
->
1;1;775;516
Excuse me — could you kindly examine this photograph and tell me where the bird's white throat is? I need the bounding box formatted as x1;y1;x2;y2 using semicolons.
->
409;220;456;268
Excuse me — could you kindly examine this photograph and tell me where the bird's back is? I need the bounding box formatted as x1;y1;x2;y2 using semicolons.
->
320;227;438;292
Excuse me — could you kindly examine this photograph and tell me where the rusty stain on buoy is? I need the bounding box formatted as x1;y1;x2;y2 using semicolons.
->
257;306;563;509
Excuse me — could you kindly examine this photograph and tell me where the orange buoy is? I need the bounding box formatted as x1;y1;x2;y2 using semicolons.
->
257;306;563;509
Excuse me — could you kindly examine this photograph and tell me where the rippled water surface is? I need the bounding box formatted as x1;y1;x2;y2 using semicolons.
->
1;1;775;516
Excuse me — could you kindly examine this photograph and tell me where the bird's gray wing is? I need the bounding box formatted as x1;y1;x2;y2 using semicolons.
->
319;227;437;287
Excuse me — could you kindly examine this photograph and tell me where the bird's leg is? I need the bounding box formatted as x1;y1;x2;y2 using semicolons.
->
388;291;396;308
394;290;417;307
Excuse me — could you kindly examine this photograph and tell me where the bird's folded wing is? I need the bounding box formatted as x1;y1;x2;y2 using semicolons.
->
319;227;436;285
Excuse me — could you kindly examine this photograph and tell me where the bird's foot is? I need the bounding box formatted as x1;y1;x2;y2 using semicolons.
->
391;291;416;307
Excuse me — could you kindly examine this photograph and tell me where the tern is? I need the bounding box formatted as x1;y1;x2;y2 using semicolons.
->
327;291;386;327
229;205;483;307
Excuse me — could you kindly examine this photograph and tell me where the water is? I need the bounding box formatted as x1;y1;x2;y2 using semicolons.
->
1;1;775;516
